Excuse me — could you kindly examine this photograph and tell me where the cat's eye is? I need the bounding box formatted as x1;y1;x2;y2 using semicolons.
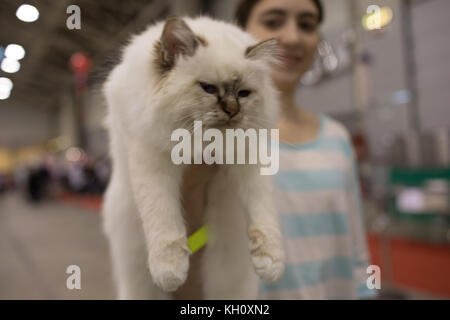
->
238;90;251;98
200;82;218;94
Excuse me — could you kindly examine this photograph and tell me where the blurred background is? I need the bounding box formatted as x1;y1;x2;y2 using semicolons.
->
0;0;449;299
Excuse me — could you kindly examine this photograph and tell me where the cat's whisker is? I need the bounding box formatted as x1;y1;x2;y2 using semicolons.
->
176;111;203;130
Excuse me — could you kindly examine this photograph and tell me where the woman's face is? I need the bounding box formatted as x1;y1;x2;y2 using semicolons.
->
246;0;320;90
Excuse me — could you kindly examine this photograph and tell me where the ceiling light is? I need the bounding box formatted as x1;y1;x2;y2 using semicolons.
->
5;44;25;60
1;58;21;73
0;77;13;92
16;4;39;22
0;89;11;100
362;6;393;31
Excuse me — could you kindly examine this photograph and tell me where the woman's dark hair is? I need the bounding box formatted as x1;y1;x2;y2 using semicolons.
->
235;0;323;29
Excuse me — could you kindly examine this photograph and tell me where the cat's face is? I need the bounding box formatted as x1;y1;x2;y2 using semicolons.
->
152;17;280;133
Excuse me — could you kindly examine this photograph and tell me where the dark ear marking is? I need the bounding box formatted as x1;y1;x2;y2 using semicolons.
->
153;40;171;75
155;17;202;72
195;34;208;47
245;38;281;64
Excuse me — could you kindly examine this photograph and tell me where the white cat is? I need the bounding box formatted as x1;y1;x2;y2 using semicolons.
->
102;16;285;299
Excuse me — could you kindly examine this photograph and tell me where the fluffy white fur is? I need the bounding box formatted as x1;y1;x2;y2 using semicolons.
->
102;16;285;299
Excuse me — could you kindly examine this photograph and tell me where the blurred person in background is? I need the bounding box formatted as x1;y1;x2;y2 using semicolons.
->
67;162;87;194
0;173;6;194
94;158;110;194
26;162;50;203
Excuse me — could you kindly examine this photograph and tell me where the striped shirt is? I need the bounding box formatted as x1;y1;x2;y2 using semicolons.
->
259;114;375;299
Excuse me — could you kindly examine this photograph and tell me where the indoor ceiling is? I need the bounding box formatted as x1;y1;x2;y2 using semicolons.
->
0;0;174;110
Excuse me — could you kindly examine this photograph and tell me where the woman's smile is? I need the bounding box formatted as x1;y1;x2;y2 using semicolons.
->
279;52;303;68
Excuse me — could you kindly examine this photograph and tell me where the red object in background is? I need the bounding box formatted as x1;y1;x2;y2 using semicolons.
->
70;52;92;74
351;133;368;162
368;234;450;298
58;192;102;212
351;132;370;197
69;52;92;92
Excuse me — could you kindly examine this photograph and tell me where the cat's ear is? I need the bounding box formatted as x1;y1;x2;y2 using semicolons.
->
158;17;200;69
245;38;282;65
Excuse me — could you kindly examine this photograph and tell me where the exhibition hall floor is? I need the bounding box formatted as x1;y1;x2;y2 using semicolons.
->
0;193;114;299
0;192;441;300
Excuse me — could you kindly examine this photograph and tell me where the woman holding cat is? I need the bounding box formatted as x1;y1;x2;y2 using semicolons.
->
234;0;375;299
180;0;374;299
181;0;374;300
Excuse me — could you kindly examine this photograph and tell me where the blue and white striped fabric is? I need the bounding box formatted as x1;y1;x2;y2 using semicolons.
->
259;114;375;300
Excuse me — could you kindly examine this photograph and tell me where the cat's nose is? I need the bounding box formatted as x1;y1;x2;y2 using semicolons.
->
220;101;240;118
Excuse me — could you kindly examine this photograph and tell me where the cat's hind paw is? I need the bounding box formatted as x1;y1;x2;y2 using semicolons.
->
248;229;285;283
149;238;190;292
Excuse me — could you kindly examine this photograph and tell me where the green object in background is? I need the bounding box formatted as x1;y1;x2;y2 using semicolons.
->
389;167;450;186
389;167;450;219
187;225;209;253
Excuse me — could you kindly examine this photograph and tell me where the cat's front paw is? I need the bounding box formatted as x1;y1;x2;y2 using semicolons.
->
149;237;191;292
248;228;285;283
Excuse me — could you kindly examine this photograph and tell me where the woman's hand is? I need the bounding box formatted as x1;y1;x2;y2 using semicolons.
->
173;164;218;299
181;164;219;235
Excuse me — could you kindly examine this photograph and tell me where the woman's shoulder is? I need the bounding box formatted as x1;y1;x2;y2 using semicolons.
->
314;114;355;160
320;114;352;142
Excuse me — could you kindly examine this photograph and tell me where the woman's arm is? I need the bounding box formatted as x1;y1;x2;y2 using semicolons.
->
346;146;376;299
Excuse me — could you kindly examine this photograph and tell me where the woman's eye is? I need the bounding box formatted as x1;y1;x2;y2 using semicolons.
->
262;19;283;30
200;82;217;94
298;21;317;33
238;90;251;98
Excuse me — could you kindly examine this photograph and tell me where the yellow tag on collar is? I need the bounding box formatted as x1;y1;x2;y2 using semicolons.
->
187;225;209;253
